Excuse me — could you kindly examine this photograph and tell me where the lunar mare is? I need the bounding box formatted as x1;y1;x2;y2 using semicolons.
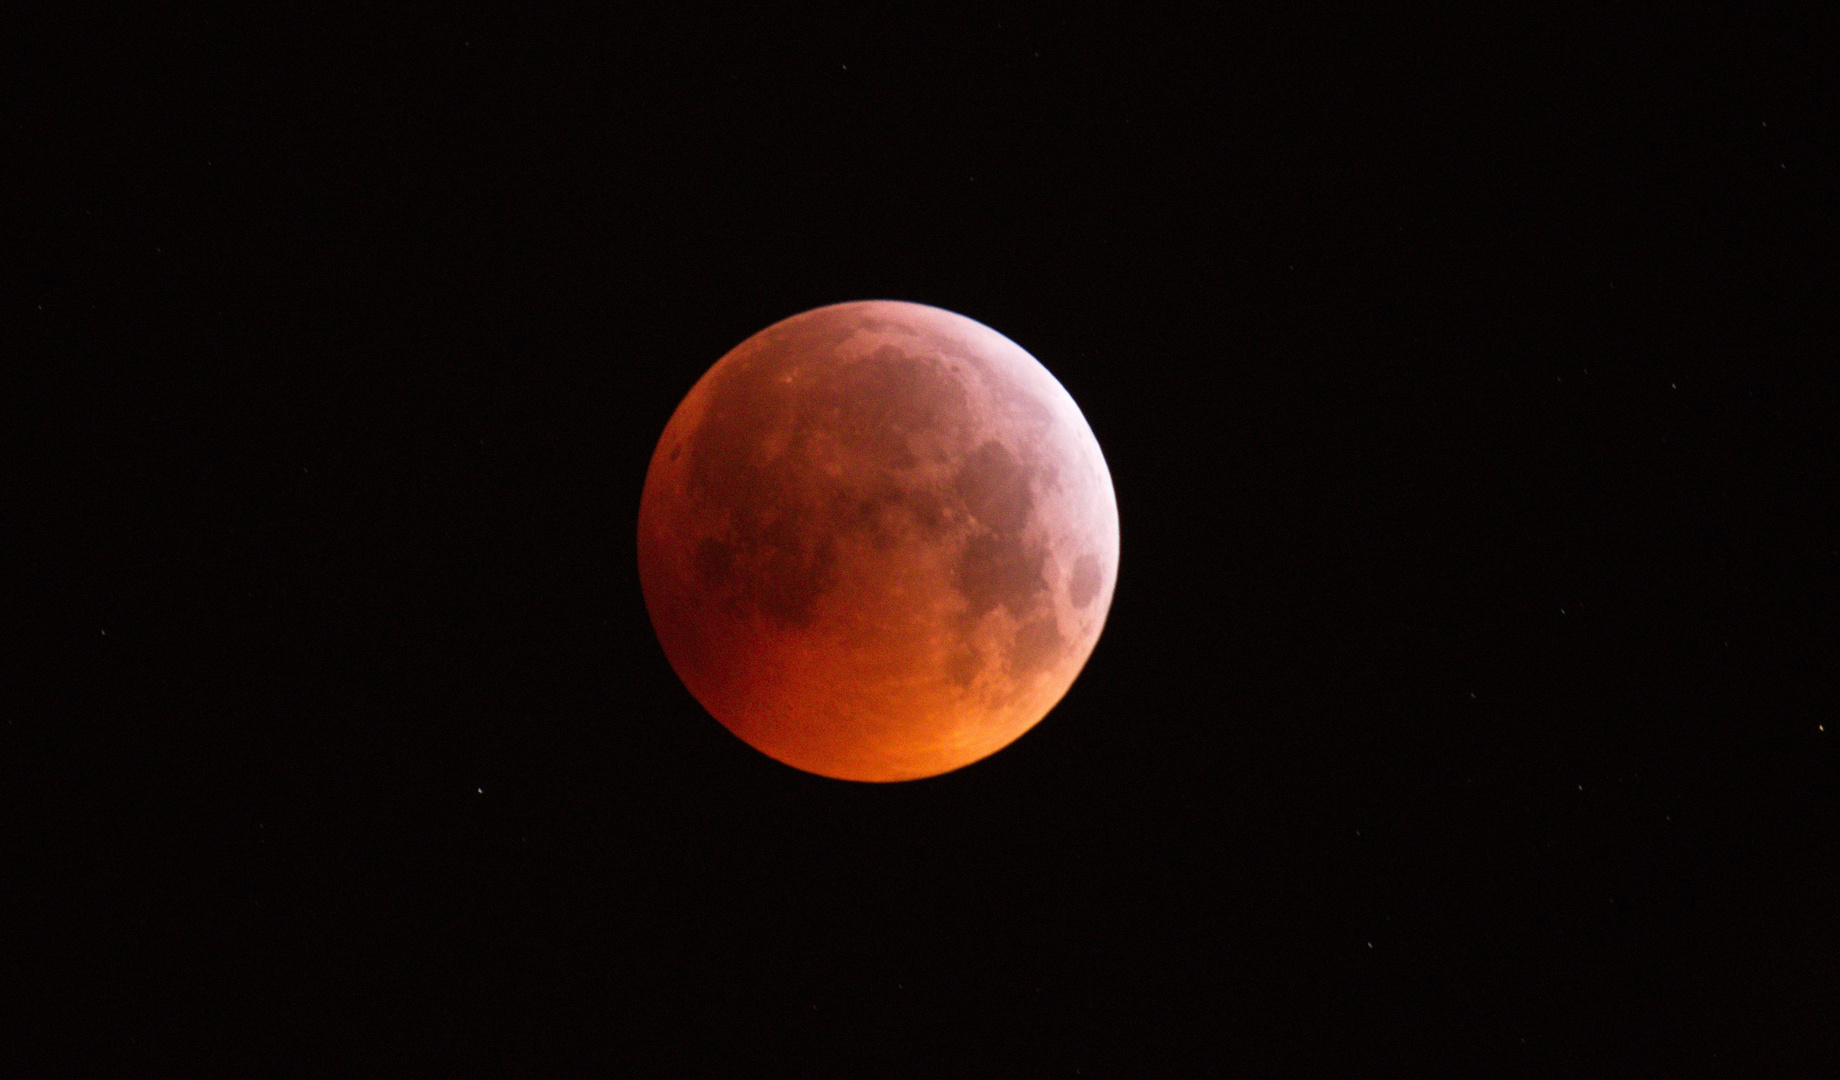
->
637;300;1119;781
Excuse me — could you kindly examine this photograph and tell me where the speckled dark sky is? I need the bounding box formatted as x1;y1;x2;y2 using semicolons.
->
13;8;1832;1075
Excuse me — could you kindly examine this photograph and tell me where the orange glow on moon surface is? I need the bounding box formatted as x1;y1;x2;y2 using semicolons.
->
637;301;1119;781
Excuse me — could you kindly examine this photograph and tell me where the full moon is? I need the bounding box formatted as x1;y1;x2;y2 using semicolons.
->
637;301;1119;781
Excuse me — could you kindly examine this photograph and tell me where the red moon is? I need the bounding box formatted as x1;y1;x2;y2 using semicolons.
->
637;301;1119;781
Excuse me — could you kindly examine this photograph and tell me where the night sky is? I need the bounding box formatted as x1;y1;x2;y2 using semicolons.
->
13;9;1833;1075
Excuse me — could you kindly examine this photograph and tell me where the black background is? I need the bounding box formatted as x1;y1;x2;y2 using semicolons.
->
10;8;1834;1075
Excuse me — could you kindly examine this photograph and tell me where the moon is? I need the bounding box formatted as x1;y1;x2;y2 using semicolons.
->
637;300;1119;781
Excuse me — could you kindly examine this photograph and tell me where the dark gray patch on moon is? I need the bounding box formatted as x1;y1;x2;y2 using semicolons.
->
1009;615;1065;679
754;531;838;627
683;313;982;630
691;528;838;629
947;644;982;689
694;536;734;587
1067;553;1104;609
955;532;1046;621
833;486;948;552
827;346;968;471
953;440;1033;534
951;438;1050;624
